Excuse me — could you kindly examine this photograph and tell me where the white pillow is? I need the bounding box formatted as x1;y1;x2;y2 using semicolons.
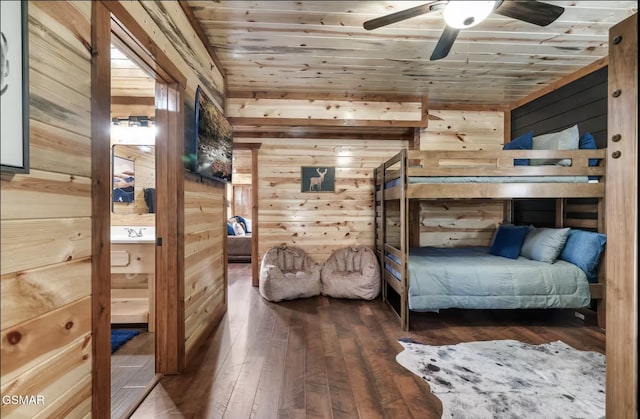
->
232;221;246;236
520;227;570;263
530;124;579;166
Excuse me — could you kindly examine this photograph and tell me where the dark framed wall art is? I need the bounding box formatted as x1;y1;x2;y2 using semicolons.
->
192;86;233;183
0;1;29;173
301;167;335;193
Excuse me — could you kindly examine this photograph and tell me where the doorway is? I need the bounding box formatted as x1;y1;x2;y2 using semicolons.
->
92;2;186;417
109;42;157;418
229;144;261;285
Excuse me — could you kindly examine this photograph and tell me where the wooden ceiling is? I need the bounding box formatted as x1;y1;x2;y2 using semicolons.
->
186;1;637;107
111;45;156;118
111;46;155;98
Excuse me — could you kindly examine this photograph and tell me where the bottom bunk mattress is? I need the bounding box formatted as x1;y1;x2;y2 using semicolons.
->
407;246;591;311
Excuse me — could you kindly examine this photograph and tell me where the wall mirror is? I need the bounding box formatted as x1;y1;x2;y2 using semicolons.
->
111;144;155;214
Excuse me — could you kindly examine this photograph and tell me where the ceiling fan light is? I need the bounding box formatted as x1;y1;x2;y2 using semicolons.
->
443;1;497;29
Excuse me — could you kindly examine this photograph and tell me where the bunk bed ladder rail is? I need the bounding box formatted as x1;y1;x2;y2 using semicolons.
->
380;149;411;330
374;165;385;303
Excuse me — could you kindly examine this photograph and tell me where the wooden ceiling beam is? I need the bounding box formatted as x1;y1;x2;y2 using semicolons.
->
111;96;155;105
227;95;428;129
228;117;425;129
232;127;414;141
232;142;262;150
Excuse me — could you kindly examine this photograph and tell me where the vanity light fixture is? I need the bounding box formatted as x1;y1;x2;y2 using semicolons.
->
111;116;155;127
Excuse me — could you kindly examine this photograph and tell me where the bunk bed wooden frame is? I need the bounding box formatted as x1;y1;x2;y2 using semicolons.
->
374;148;607;331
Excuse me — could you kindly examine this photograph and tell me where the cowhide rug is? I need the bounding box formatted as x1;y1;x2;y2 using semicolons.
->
396;339;605;419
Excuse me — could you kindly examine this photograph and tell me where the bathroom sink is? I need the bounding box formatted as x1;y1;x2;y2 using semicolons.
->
111;226;156;243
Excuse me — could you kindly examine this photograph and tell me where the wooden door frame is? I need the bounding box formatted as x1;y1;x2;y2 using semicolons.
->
92;2;186;417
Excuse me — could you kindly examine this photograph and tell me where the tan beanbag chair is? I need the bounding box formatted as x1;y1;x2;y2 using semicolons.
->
321;246;380;300
259;245;322;302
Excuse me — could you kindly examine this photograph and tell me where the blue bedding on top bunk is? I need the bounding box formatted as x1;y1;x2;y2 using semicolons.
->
403;246;590;312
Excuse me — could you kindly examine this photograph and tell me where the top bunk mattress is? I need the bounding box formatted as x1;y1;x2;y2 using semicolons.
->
409;175;594;183
406;246;591;312
385;176;596;188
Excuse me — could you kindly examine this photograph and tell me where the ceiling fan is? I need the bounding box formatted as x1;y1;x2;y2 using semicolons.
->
363;1;565;61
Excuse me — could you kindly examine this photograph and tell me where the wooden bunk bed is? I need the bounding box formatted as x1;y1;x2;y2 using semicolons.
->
374;148;607;331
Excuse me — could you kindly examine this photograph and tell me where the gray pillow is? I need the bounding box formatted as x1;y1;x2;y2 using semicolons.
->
530;124;579;166
520;227;570;263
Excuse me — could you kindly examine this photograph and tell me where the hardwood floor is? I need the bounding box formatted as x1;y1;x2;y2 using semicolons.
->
112;331;158;419
131;263;605;418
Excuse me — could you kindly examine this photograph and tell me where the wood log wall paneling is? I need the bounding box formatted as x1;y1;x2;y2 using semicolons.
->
231;149;253;219
420;110;505;151
511;67;608;148
2;0;228;416
240;138;408;262
0;2;93;416
120;0;225;108
417;110;506;246
417;200;503;247
183;179;226;363
232;149;252;185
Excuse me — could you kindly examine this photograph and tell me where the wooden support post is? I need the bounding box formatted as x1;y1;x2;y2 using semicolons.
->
605;12;637;419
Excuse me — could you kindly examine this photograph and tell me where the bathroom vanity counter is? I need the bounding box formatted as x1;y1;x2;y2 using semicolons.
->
111;226;155;244
111;228;155;330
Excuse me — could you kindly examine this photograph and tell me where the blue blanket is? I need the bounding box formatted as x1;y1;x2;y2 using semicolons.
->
406;246;590;311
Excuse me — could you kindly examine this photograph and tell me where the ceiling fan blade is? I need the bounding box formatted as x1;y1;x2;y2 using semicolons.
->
494;1;564;27
363;1;445;30
430;25;459;61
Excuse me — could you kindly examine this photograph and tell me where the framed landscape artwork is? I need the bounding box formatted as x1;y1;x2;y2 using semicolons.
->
194;86;233;183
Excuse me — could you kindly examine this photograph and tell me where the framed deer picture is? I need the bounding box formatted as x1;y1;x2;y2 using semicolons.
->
301;166;335;193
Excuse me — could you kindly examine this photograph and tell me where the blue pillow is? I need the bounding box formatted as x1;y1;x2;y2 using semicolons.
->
227;222;235;235
503;131;533;166
559;229;606;283
579;132;600;167
489;224;530;259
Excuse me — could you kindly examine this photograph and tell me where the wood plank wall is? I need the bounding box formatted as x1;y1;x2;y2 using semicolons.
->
230;149;252;219
1;1;227;416
120;1;224;106
232;149;252;186
116;0;228;369
183;179;226;363
235;138;408;263
0;2;93;417
511;67;608;148
510;66;608;228
228;96;425;127
417;110;506;247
